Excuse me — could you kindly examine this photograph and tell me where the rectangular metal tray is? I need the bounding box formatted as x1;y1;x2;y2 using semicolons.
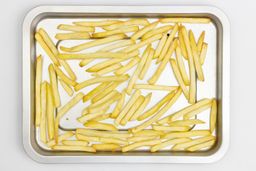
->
22;5;230;163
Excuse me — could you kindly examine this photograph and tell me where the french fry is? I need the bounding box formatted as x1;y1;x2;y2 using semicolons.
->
59;60;77;80
79;59;94;67
77;111;107;123
35;55;42;126
122;139;161;152
130;93;152;121
89;90;118;108
157;24;179;62
103;19;149;30
48;64;61;107
53;65;77;87
130;88;182;133
92;113;111;121
148;39;178;85
139;48;154;79
131;21;158;40
92;63;122;76
210;99;217;133
189;30;205;81
181;26;196;104
73;20;121;27
142;25;173;40
57;24;95;32
159;18;211;24
138;91;177;121
82;83;109;102
76;129;131;139
92;26;139;38
114;57;140;75
175;46;190;85
128;136;158;143
183;101;212;119
99;137;128;145
153;33;168;59
62;140;88;146
115;90;141;125
75;74;129;91
76;134;100;142
152;125;190;132
92;143;121;151
111;91;125;118
168;119;205;127
40;82;47;143
38;28;59;56
46;83;55;140
200;43;208;65
169;58;189;100
178;26;188;60
187;139;215;152
59;52;128;60
132;130;164;137
47;132;74;147
84;121;118;131
197;31;205;53
120;95;145;125
59;79;74;96
162;130;211;139
98;40;135;52
52;145;96;152
60;34;126;52
126;46;150;94
134;84;177;92
151;138;191;152
55;32;90;40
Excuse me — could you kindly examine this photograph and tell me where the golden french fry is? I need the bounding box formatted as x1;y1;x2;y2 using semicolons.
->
76;129;131;139
189;30;205;81
157;24;179;62
142;25;173;40
178;26;188;60
197;31;205;53
148;39;178;85
210;99;217;133
82;83;109;102
92;143;121;151
47;132;74;147
73;20;121;27
59;60;77;80
60;34;126;52
35;55;42;126
126;46;150;94
187;139;215;152
48;64;61;107
77;111;107;123
134;84;177;92
92;63;122;76
55;32;90;40
200;43;208;65
131;88;182;133
115;90;141;125
181;26;196;104
92;113;111;121
76;134;100;142
59;79;74;96
159;18;211;24
62;140;88;146
151;138;191;152
38;28;59;56
175;46;190;85
46;83;55;140
53;65;77;87
114;57;140;75
139;48;154;79
132;130;164;137
183;101;212;119
40;82;47;143
153;33;168;59
168;119;205;127
130;93;152;121
99;137;128;145
89;90;118;108
98;40;135;52
75;74;129;91
84;121;118;131
138;91;177;121
128;136;158;143
162;130;211;139
59;52;128;60
131;21;158;40
79;59;94;67
122;139;161;152
111;91;125;118
92;26;139;38
103;19;149;30
57;24;95;32
169;58;189;100
152;125;190;132
52;145;96;152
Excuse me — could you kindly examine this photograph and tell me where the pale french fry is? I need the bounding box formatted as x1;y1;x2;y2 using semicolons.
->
40;82;47;143
35;55;42;126
103;19;149;30
77;111;107;123
92;113;111;121
76;129;132;139
200;43;208;65
46;83;55;140
128;136;158;143
181;26;196;104
178;26;188;60
189;30;205;81
38;28;59;56
82;83;109;102
142;25;173;40
84;121;118;131
62;140;88;146
60;34;126;52
59;79;74;96
59;60;77;80
57;24;95;32
47;132;74;147
169;58;189;100
76;134;100;142
55;32;90;40
159;18;211;24
138;91;177;121
157;24;179;62
35;33;60;66
122;139;161;152
111;91;125;118
132;130;164;137
73;20;121;27
98;40;135;52
59;52;128;60
114;57;140;75
187;139;215;152
183;101;212;119
92;143;121;151
151;138;191;152
134;84;177;92
131;88;182;133
130;93;152;121
92;63;122;76
126;46;150;94
52;145;96;152
139;48;154;79
197;31;205;53
115;90;141;125
153;33;168;59
123;34;162;53
162;130;211;139
152;125;190;132
131;21;158;40
175;46;190;85
168;119;205;127
53;65;77;87
48;64;61;107
89;90;118;108
79;59;94;67
75;74;129;91
99;137;128;145
148;39;178;85
210;99;217;133
120;95;145;125
92;26;139;38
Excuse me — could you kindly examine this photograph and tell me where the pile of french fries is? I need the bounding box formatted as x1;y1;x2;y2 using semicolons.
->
35;17;217;153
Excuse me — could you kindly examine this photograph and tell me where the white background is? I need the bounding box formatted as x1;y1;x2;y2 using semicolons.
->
0;0;255;170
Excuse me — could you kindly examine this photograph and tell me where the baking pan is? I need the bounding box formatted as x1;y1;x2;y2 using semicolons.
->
22;5;230;163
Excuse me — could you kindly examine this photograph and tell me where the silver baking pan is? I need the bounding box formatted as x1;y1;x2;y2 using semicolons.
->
22;5;230;163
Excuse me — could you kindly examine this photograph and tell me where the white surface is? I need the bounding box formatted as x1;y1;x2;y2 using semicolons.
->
0;0;255;170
